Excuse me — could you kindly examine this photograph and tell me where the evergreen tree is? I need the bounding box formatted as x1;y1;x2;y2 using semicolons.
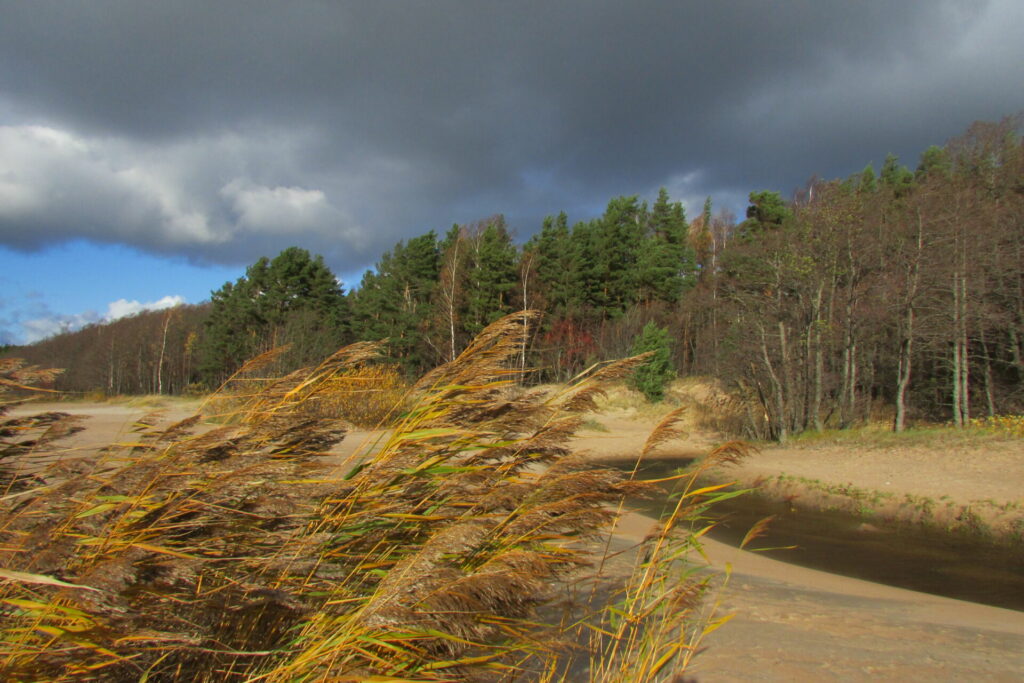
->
916;145;951;180
595;196;645;315
859;164;878;193
350;231;440;374
198;279;260;385
528;212;575;316
630;321;675;402
637;188;695;305
464;218;518;336
258;247;347;337
198;247;348;385
741;190;791;235
881;153;915;196
568;219;604;316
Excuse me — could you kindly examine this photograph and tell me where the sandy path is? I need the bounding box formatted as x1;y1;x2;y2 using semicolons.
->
4;400;205;476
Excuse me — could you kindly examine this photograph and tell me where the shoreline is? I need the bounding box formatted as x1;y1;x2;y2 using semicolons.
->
571;408;1024;545
699;465;1024;546
606;510;1024;680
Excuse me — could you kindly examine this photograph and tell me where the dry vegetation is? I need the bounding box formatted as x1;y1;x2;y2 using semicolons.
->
0;313;743;681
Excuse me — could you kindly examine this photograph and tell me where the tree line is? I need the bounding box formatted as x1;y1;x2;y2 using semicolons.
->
6;304;210;397
6;116;1021;438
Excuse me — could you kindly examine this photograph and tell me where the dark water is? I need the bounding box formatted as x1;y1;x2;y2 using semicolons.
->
604;457;1024;612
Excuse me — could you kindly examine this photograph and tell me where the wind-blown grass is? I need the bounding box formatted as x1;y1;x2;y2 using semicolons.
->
0;312;741;681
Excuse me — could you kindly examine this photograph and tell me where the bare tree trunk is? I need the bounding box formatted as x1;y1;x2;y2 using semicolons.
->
811;285;824;431
980;330;996;418
760;324;788;443
894;328;913;432
894;211;923;432
1010;327;1023;376
518;252;534;378
960;272;970;423
711;234;719;375
951;260;971;427
848;341;858;426
108;336;116;394
443;236;462;362
156;310;172;395
841;335;852;427
952;272;963;428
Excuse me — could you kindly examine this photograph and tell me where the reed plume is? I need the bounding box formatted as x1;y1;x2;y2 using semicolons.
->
0;313;731;681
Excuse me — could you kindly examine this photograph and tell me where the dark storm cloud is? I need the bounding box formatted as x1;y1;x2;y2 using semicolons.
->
0;0;1021;272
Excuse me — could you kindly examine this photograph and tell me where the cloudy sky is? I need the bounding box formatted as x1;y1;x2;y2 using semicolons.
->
1;1;1022;344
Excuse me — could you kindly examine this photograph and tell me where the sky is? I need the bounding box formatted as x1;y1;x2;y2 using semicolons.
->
1;1;1022;345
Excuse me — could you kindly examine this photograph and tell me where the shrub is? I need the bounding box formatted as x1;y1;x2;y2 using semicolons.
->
630;321;675;402
311;362;409;427
969;413;1024;438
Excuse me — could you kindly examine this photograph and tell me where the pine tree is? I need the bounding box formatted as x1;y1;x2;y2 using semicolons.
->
859;164;878;193
637;188;695;305
464;218;518;336
741;191;791;236
568;219;604;316
529;212;575;317
197;247;348;385
350;231;440;374
881;153;915;196
596;196;645;315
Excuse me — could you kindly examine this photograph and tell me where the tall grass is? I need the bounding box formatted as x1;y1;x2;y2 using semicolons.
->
0;313;739;681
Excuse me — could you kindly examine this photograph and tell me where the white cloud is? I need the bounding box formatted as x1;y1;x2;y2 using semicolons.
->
220;179;342;236
7;295;186;345
0;125;218;246
105;295;184;321
0;124;367;258
21;311;100;345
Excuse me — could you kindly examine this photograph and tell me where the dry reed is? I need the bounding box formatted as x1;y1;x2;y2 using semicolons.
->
0;313;739;681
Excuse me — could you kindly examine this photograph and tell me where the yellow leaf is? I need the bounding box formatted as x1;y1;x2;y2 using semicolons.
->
74;503;117;518
702;612;735;636
0;568;100;592
131;543;196;559
681;482;734;498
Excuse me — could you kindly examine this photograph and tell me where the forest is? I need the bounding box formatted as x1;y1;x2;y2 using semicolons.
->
7;116;1023;440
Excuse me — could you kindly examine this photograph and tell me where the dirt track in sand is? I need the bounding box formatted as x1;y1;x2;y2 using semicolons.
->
8;400;1024;681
